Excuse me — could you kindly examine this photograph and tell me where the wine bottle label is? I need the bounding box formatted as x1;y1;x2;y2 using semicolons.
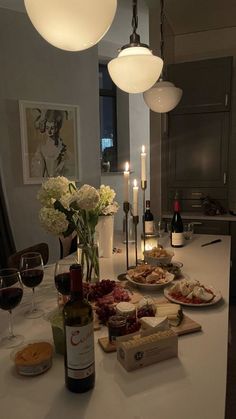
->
65;323;94;378
171;232;184;246
145;221;154;234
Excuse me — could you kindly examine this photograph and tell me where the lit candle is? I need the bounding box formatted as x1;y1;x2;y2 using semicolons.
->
123;161;130;202
141;145;147;182
132;179;139;216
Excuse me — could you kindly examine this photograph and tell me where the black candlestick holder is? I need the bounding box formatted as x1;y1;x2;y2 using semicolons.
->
141;180;147;256
133;215;139;266
123;201;130;270
117;201;130;281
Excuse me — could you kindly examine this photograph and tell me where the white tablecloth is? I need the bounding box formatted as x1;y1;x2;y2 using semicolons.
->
0;234;231;419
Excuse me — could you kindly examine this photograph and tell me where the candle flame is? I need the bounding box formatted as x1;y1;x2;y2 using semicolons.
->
141;145;146;154
133;179;138;187
124;161;129;172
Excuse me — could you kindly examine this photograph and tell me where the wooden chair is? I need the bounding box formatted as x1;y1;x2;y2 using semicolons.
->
59;233;77;259
7;242;49;269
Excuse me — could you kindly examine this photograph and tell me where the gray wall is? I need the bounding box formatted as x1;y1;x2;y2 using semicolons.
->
0;8;100;262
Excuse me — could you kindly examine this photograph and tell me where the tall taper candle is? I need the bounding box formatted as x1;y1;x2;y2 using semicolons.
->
132;179;139;216
123;161;130;202
141;145;147;182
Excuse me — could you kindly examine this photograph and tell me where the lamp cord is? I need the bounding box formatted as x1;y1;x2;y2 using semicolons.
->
160;0;165;79
132;0;138;35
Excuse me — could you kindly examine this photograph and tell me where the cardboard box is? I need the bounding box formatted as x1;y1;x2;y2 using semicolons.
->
116;329;178;372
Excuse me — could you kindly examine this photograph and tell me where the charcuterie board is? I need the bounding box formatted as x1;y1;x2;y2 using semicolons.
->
98;314;202;353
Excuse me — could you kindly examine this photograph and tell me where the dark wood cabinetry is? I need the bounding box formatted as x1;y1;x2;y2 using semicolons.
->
162;56;232;214
168;57;232;114
167;112;229;188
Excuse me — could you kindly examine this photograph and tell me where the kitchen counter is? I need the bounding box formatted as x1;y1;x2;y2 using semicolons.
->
0;234;231;419
163;212;236;221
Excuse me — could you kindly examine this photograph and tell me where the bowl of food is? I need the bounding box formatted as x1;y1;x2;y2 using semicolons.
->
11;340;53;376
126;264;174;290
144;247;174;266
158;261;183;279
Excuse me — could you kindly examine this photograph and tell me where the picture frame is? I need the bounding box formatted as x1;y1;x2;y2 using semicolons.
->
19;100;79;184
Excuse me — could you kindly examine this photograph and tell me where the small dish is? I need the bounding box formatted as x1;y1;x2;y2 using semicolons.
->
144;248;174;266
11;340;53;376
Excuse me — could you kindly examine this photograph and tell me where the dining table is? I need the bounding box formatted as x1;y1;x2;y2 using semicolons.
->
0;233;231;419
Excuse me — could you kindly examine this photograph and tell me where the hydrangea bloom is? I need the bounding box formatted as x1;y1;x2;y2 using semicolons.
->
39;207;69;235
74;184;100;210
37;176;71;207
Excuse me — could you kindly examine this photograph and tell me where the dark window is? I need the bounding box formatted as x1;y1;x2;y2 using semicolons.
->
99;63;117;172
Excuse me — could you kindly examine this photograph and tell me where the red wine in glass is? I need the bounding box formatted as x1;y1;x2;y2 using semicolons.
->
0;268;24;348
0;287;23;311
21;269;44;288
20;252;44;319
55;272;71;295
54;260;75;307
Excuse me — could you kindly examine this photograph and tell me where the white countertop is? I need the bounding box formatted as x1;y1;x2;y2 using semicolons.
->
0;234;231;419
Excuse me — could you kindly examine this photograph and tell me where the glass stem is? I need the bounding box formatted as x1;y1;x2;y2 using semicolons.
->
31;288;35;312
8;310;14;338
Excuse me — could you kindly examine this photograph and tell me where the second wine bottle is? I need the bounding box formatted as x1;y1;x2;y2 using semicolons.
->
171;194;184;248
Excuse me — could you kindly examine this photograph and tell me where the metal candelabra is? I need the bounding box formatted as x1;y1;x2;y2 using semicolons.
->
133;215;139;266
141;180;147;256
123;201;130;270
117;201;130;281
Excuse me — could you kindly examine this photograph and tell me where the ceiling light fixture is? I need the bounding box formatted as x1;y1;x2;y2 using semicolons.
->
143;0;182;113
108;0;163;94
24;0;117;52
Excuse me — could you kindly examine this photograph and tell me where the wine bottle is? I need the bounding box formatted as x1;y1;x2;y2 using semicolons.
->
144;200;154;234
63;264;95;393
171;194;184;248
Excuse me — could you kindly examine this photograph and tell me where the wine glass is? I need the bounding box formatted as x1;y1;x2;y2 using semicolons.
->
183;223;194;240
0;268;24;348
20;252;44;318
54;260;72;307
156;220;166;237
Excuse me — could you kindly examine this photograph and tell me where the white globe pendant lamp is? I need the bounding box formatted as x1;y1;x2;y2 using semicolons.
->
24;0;117;52
143;80;183;113
108;0;163;94
143;0;182;112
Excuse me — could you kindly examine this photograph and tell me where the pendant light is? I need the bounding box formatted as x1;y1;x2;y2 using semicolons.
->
108;0;163;94
24;0;117;52
143;0;182;113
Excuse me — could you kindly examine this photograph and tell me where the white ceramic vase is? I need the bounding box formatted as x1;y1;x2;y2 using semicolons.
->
96;215;114;258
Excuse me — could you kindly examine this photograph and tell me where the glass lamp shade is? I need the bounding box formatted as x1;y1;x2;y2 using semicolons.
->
108;47;163;94
24;0;117;52
143;80;183;113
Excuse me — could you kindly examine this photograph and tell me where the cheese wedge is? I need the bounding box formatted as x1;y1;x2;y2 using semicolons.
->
156;303;181;317
140;316;169;331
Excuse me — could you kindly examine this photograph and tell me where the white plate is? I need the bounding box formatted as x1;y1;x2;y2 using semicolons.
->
164;286;222;307
126;272;175;290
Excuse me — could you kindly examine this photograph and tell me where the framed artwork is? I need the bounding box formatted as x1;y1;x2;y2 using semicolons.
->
19;100;79;184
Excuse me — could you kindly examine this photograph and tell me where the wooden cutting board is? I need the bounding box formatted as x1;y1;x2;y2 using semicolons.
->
98;314;202;353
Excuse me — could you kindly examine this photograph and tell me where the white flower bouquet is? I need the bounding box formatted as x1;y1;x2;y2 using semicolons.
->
97;185;119;216
37;177;119;281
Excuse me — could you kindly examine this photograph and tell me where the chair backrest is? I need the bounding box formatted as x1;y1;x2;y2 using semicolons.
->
59;233;77;259
7;242;49;269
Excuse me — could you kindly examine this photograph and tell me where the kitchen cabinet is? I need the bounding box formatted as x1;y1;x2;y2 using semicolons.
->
167;112;229;188
162;56;232;214
167;56;232;114
230;223;236;302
